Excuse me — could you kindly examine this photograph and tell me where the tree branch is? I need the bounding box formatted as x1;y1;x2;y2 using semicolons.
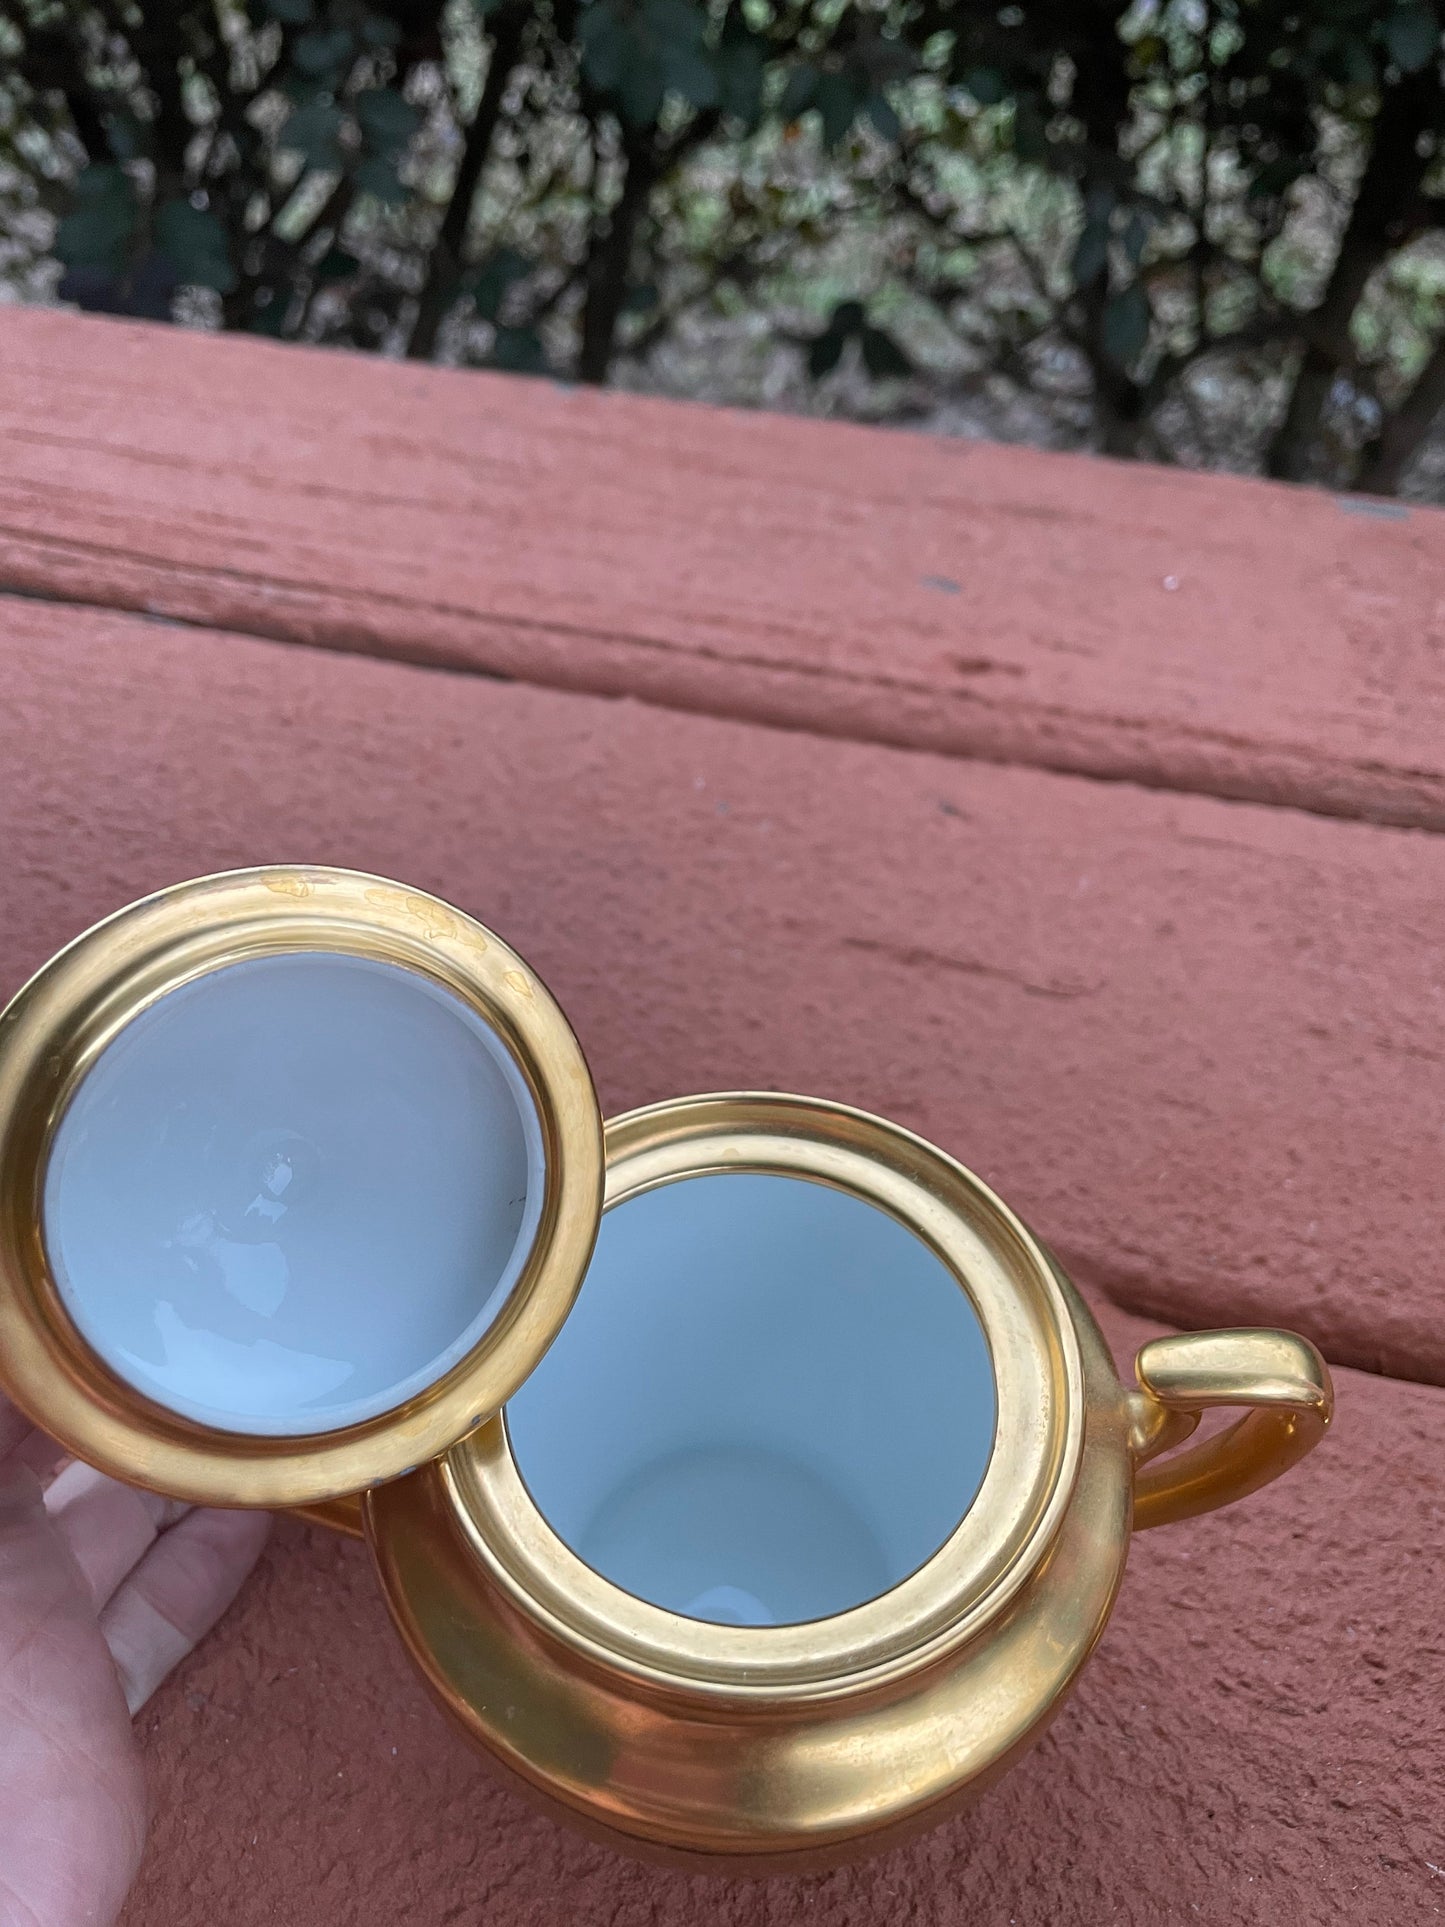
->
1355;327;1445;494
1266;68;1440;483
405;0;530;362
576;121;658;383
120;1;195;191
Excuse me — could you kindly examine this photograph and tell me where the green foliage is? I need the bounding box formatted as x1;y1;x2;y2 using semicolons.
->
354;89;422;153
777;33;912;149
154;202;237;294
579;0;720;127
7;0;1445;490
1101;284;1151;372
463;247;532;319
280;99;346;169
54;166;137;274
488;324;548;372
1382;3;1441;72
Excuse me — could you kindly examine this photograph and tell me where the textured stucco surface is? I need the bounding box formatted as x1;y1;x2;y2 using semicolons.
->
3;306;1445;828
2;600;1443;1383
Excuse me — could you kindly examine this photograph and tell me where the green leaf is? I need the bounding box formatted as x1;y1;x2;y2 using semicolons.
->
154;199;237;293
1336;33;1378;88
646;0;704;42
489;325;548;374
860;324;910;378
850;31;915;88
361;13;402;46
778;64;817;121
1120;209;1150;266
813;72;861;147
312;246;361;281
354;152;409;204
866;91;901;143
354;87;421;154
281;97;345;168
293;28;355;79
1382;2;1440;71
662;41;720;109
1012;93;1048;165
1071;217;1110;289
102;107;148;163
578;6;628;91
715;33;765;128
263;0;312;21
1102;282;1151;368
280;68;329;108
54;164;137;273
580;0;715;124
463;244;532;318
962;65;1007;106
618;56;667;127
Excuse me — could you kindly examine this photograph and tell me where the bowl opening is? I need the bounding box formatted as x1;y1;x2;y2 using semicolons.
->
505;1170;997;1626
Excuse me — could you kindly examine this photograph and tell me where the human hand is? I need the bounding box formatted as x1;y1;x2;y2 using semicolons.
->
0;1394;269;1927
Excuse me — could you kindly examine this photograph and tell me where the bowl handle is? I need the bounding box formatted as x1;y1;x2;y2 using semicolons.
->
1127;1329;1334;1531
288;1493;367;1538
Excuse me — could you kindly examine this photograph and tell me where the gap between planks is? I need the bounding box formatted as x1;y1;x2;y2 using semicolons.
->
4;575;1443;840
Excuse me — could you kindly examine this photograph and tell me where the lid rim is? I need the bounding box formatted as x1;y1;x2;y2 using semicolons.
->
0;866;604;1507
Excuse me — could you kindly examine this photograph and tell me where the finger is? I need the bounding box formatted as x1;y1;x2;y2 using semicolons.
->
0;1392;33;1460
45;1459;191;1612
99;1506;271;1714
0;1454;146;1925
0;1390;69;1481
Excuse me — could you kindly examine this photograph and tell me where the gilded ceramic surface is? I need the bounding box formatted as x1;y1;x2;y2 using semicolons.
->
365;1094;1333;1868
0;867;604;1507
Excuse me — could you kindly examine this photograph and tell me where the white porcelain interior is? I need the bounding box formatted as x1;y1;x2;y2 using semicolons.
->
43;953;546;1435
505;1171;997;1627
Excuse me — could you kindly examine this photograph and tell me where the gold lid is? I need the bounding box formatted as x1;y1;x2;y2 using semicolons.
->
0;867;604;1507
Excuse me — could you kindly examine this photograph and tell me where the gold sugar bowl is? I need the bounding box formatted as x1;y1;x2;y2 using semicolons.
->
0;867;1332;1872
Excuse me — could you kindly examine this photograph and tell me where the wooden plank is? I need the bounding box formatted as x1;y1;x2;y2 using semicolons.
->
2;595;1442;1383
122;1304;1445;1926
3;308;1445;829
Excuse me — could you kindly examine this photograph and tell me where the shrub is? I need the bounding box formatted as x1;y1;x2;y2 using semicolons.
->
4;0;1445;493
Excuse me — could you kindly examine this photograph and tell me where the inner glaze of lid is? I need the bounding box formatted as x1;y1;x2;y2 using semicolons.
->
506;1171;997;1627
43;953;545;1436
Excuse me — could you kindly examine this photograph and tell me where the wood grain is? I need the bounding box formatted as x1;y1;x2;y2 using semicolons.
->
4;307;1445;827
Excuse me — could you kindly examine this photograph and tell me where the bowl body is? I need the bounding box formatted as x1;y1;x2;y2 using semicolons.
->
366;1094;1133;1871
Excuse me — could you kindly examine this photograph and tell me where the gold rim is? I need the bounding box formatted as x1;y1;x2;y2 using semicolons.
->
424;1092;1084;1697
0;866;604;1507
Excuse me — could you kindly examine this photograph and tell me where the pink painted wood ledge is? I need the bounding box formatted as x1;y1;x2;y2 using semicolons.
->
2;596;1442;1386
3;306;1445;827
